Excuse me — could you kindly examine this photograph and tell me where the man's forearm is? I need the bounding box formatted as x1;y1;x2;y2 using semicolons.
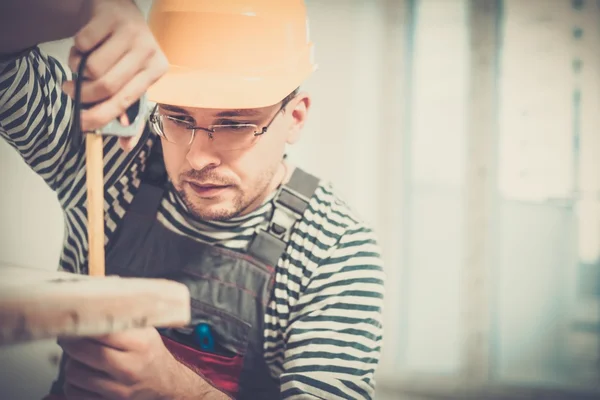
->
172;361;232;400
0;0;91;54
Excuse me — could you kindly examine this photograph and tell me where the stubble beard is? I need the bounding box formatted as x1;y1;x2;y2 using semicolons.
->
175;164;280;222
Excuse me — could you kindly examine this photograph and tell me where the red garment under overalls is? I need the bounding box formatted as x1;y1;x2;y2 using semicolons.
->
48;137;320;399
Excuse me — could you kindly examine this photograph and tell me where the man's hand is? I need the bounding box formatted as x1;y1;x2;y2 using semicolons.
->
58;328;213;400
61;0;168;149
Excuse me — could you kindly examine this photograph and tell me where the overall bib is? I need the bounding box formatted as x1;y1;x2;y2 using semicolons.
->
50;139;320;399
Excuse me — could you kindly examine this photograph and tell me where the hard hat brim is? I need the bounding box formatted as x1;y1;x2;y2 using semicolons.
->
147;65;317;110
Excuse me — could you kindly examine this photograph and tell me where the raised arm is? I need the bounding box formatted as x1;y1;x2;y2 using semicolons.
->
0;0;90;55
0;0;167;197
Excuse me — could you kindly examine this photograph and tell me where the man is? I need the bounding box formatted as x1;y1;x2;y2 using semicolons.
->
0;0;385;399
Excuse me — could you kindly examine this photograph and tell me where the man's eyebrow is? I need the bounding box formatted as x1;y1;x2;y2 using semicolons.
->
215;109;262;118
158;104;264;118
158;104;191;115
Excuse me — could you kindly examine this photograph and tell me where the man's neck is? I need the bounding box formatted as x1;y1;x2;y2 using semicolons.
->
237;160;295;219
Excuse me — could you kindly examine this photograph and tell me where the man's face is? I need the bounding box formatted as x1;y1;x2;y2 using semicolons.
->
158;93;310;221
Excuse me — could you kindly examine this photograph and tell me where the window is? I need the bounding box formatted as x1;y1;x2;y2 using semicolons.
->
377;0;600;398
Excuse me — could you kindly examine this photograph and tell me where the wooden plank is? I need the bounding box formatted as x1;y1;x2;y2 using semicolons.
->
85;133;106;277
0;265;190;346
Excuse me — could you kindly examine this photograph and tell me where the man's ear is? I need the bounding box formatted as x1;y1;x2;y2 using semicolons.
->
286;92;311;145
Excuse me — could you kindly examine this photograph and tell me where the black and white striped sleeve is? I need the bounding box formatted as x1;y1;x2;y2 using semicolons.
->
280;223;385;399
0;46;80;194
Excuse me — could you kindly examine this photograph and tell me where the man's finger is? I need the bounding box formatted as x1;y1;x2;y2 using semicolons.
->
78;25;134;80
77;45;153;104
73;5;119;54
117;113;146;152
65;358;130;399
63;380;103;400
69;26;133;82
59;337;128;373
119;133;142;152
80;54;167;132
91;327;158;352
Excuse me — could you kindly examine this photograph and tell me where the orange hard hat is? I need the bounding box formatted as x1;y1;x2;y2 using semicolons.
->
146;0;317;109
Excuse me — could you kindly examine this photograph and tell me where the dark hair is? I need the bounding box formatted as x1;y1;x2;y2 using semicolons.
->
281;87;300;110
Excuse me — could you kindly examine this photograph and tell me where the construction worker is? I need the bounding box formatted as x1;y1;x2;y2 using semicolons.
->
0;0;385;399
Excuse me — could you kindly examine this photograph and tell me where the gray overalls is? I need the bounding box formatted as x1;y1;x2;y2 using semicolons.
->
50;137;320;399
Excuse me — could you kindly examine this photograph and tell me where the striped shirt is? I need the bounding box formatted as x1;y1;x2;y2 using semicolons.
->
0;47;385;399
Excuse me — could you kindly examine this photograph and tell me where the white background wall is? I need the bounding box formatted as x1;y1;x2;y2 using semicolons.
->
2;0;600;399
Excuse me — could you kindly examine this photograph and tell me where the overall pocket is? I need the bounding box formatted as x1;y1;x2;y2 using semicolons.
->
160;300;252;397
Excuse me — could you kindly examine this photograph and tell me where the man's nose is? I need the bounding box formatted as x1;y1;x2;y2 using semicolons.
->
185;131;222;171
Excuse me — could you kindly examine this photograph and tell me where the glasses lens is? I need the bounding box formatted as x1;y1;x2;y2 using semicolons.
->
210;125;260;151
160;116;194;145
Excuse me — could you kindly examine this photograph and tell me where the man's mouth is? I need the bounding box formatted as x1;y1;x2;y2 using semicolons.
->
186;181;231;198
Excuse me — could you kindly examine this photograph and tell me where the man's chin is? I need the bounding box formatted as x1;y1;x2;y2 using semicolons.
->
191;207;239;222
181;187;240;221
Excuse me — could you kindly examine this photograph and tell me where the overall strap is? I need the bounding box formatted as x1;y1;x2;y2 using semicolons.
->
131;135;168;216
247;168;321;267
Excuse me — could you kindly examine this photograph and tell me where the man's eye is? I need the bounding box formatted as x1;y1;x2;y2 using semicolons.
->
229;125;250;131
167;116;193;127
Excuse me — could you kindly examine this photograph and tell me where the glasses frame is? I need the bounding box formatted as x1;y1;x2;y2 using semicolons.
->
149;97;293;148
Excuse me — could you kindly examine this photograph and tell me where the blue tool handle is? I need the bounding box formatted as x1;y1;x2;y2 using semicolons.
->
194;323;215;352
